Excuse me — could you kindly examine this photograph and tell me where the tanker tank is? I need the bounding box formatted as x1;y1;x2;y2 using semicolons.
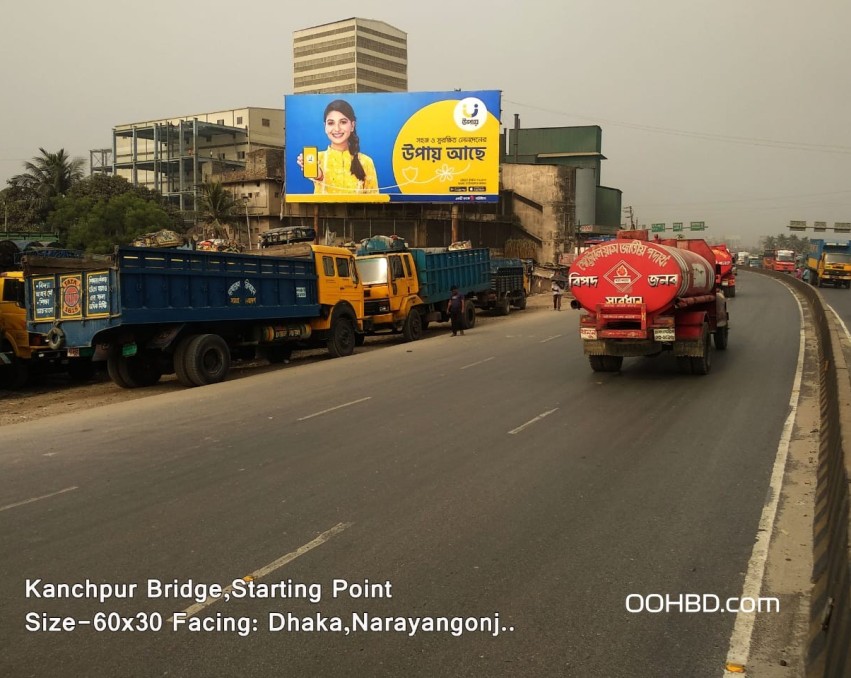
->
568;238;716;314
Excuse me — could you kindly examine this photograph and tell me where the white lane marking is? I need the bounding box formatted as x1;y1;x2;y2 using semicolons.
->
460;356;495;370
541;334;563;343
0;486;79;513
297;397;371;421
722;291;806;675
508;408;559;435
172;521;353;620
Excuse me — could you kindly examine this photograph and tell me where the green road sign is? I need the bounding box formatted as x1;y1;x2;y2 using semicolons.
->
672;222;683;232
689;221;705;231
651;223;665;232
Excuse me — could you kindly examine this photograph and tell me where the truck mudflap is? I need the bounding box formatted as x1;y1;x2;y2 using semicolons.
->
583;339;662;357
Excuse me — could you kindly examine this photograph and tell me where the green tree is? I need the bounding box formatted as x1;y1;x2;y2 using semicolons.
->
8;148;85;223
57;193;174;254
196;182;241;239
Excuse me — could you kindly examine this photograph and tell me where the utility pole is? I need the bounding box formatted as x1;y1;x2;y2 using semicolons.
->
622;206;636;229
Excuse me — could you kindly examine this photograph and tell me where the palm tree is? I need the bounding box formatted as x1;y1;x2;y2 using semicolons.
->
9;148;85;223
196;182;241;240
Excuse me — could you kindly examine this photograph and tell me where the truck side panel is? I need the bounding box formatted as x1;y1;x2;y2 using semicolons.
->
409;248;490;303
27;247;321;347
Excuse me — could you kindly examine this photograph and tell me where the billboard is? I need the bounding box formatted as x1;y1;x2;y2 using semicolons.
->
284;91;501;203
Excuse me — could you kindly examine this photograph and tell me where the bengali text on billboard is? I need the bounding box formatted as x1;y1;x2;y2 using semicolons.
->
284;91;501;203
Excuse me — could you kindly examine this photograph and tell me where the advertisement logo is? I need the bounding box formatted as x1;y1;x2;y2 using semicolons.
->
453;98;487;130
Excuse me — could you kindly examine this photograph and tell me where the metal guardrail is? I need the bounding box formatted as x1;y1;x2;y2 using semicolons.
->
750;268;851;677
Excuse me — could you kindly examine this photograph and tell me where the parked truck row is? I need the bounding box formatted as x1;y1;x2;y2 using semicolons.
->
18;237;530;390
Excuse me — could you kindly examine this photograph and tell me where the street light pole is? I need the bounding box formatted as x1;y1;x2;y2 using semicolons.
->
242;197;252;250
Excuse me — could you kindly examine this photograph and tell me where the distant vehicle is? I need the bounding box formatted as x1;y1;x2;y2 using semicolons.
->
748;256;761;268
735;251;750;266
806;239;851;288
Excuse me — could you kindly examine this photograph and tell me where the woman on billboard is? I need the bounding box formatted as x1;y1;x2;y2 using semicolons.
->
297;99;379;195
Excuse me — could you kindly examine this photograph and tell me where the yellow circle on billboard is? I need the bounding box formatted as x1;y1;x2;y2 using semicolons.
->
392;100;499;197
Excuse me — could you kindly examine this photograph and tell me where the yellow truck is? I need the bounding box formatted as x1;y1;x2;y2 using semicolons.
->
1;271;94;388
354;237;490;342
806;238;851;289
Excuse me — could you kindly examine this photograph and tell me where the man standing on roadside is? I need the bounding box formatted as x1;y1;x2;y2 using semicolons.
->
448;286;465;336
552;279;563;310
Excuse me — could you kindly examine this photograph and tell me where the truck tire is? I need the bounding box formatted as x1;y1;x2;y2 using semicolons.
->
402;310;423;342
327;314;356;358
497;295;510;316
725;287;736;298
173;335;196;387
463;301;477;330
713;325;729;351
183;334;231;386
589;355;622;372
514;293;527;310
107;350;163;388
690;324;712;375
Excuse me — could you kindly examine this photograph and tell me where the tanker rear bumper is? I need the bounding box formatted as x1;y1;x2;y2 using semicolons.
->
583;338;703;358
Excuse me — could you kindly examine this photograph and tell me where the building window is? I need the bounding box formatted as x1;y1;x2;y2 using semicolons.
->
274;191;280;198
217;119;224;125
262;118;270;127
218;153;226;160
236;116;243;125
237;151;245;159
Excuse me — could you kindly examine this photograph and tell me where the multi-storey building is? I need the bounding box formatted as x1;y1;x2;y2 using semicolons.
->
293;18;407;94
112;107;283;216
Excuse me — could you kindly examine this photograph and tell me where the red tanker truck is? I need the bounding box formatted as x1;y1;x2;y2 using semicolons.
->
710;243;736;297
568;230;729;374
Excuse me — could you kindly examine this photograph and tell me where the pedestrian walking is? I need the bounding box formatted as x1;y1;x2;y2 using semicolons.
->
552;279;564;310
447;286;465;336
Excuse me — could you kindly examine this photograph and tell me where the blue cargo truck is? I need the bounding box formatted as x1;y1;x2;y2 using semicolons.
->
354;236;491;341
473;258;528;315
23;244;366;388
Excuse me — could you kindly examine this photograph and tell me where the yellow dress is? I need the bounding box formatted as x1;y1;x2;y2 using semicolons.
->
314;147;378;194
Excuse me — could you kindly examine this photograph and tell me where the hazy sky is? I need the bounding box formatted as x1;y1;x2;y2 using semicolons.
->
3;0;849;247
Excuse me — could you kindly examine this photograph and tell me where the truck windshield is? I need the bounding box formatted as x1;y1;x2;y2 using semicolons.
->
776;252;795;262
356;257;388;285
825;253;851;264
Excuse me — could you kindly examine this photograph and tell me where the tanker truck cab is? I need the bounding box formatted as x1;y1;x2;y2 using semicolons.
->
568;230;729;375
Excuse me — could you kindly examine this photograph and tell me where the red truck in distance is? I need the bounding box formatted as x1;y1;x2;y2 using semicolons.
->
710;244;736;297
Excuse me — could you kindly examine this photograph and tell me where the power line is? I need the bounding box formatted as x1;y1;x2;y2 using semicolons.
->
503;99;851;155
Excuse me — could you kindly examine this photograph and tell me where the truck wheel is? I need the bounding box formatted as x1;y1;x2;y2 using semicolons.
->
589;355;621;372
402;311;423;342
463;301;477;329
173;335;196;387
66;359;95;383
497;296;510;316
107;351;163;388
354;333;366;347
184;334;231;386
514;293;527;310
726;287;736;298
690;324;712;375
676;356;693;374
713;325;729;351
327;314;356;358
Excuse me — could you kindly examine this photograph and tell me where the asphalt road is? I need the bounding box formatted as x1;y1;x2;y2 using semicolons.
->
0;274;805;678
